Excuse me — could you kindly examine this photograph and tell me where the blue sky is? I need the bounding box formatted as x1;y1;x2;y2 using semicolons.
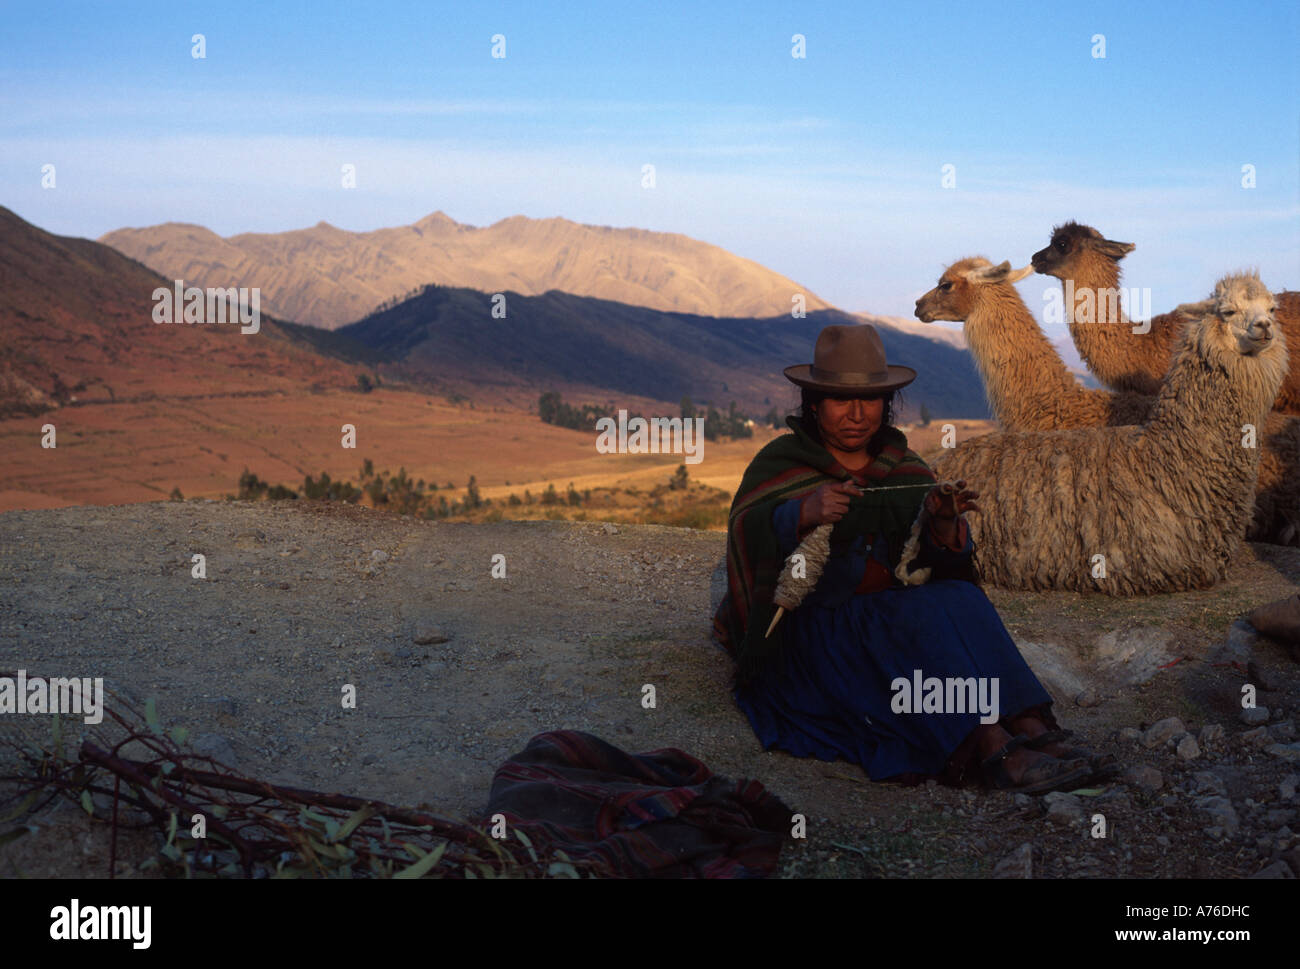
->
2;0;1297;341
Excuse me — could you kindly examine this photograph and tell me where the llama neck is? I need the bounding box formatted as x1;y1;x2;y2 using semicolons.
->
1062;252;1132;383
1144;335;1269;472
965;287;1080;428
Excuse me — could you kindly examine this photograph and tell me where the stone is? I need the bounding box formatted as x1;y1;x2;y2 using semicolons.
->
1142;717;1186;749
1194;795;1240;836
1044;792;1085;825
1247;594;1300;644
1092;627;1180;686
1268;721;1297;743
1240;726;1272;747
1266;743;1300;764
1014;640;1091;701
1074;688;1103;708
1191;771;1227;796
992;842;1034;879
1240;706;1270;726
1250;861;1295;879
1206;620;1259;666
1198;723;1225;745
413;626;450;646
1123;765;1164;791
192;733;238;769
1176;735;1201;761
1281;847;1300;878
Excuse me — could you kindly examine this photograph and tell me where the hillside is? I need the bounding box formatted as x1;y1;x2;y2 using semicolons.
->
0;206;374;414
100;211;837;330
340;285;992;420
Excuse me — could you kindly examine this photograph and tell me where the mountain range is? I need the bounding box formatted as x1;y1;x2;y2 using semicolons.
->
335;285;990;419
100;211;835;331
1;204;994;422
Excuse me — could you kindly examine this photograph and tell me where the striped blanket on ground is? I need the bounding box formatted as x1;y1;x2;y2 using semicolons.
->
484;730;793;878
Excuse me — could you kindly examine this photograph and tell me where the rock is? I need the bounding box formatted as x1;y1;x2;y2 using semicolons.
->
1044;792;1085;825
1240;726;1272;747
192;733;238;768
1269;721;1297;743
1092;626;1180;686
1250;861;1295;879
1123;765;1163;791
1281;847;1300;878
1014;641;1087;701
1247;594;1300;643
371;549;390;563
1176;735;1201;761
992;842;1034;879
1199;723;1225;745
1207;620;1259;666
1142;717;1186;749
1191;771;1227;796
1074;688;1103;708
1240;706;1270;726
413;626;450;646
1266;743;1300;764
1194;795;1240;836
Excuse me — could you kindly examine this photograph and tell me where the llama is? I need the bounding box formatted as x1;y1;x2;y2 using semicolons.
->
915;271;1286;593
1031;221;1300;414
915;258;1300;546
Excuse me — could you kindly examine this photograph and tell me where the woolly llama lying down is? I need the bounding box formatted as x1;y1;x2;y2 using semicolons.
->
926;271;1286;594
1031;221;1300;414
915;257;1300;545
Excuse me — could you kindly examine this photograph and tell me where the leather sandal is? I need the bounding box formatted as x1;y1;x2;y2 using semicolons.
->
982;734;1093;795
1025;730;1120;781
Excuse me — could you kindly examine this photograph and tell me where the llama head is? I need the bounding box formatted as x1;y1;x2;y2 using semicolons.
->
1179;271;1286;416
914;257;1033;322
1031;221;1136;279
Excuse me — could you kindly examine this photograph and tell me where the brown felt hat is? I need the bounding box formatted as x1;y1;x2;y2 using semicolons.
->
783;324;917;394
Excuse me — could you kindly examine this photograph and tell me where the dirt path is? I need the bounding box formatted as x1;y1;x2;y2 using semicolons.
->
2;500;1298;878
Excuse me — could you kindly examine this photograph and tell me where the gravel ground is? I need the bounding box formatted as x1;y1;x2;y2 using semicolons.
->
1;499;1298;878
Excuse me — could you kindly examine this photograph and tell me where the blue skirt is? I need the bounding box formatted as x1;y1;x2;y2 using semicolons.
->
734;580;1054;780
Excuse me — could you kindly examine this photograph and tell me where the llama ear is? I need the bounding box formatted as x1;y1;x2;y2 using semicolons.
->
1006;264;1034;284
964;260;1012;283
1099;239;1136;260
1174;299;1213;319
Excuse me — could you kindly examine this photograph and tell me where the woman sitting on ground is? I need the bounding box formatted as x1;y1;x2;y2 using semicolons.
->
712;324;1113;793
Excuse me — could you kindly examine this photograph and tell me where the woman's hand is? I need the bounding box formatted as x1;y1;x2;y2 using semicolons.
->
926;479;980;547
799;480;864;528
925;479;981;520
